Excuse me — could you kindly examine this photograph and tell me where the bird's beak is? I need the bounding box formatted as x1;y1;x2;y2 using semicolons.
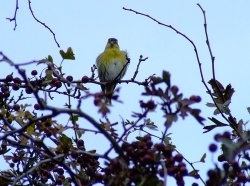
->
110;41;115;47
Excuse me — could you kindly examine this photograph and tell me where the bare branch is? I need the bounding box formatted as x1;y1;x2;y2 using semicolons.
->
123;7;243;138
6;0;19;30
28;0;60;47
131;55;148;81
197;4;216;80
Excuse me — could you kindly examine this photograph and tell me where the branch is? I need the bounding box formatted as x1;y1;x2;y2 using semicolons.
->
46;105;125;158
131;55;148;81
28;0;60;47
123;7;243;138
197;4;216;80
6;0;19;30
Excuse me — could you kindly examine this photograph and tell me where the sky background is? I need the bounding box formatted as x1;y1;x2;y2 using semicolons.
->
1;1;250;185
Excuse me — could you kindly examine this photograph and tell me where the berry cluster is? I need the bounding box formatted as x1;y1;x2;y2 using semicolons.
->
205;131;250;185
102;135;190;186
70;139;100;185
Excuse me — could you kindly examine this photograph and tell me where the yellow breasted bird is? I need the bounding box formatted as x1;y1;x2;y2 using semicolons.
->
96;38;129;103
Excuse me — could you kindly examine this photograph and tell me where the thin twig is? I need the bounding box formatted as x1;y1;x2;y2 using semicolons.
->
114;60;130;82
6;0;19;30
131;55;148;81
197;4;216;80
28;0;60;47
175;149;207;185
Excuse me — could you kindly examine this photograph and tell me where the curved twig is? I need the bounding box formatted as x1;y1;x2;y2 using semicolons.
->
28;0;60;47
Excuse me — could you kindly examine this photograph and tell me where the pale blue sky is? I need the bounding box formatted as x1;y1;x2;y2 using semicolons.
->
1;1;250;185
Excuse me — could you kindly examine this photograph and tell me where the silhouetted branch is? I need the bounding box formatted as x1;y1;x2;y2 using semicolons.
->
6;0;19;30
197;4;216;80
28;0;60;47
131;55;148;81
123;6;243;139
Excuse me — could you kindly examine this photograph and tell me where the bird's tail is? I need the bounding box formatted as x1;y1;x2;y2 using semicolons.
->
102;83;115;104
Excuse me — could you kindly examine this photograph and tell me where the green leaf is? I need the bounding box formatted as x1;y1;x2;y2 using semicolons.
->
190;108;205;125
47;55;53;62
162;70;170;86
163;135;172;146
165;114;177;128
206;102;215;107
144;119;158;130
27;123;35;134
203;125;217;133
59;47;75;60
247;107;250;114
71;115;79;123
224;84;234;102
76;129;85;138
124;130;131;141
37;55;54;65
150;76;162;85
200;153;206;163
188;170;199;178
220;138;237;162
45;69;53;81
208;117;228;127
208;79;224;104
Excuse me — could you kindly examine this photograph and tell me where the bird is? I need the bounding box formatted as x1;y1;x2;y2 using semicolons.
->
96;38;129;104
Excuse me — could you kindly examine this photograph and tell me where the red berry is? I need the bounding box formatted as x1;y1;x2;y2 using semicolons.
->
10;163;15;168
190;95;201;102
13;77;22;84
217;154;226;162
66;75;73;82
209;143;217;152
34;104;41;110
223;131;231;139
12;157;19;163
237;172;247;183
174;153;184;162
25;87;33;94
94;98;101;106
13;104;20;111
81;76;89;83
141;154;153;164
171;85;179;94
147;100;156;110
163;148;173;158
155;143;165;151
77;139;84;147
57;168;64;175
214;133;222;141
3;91;10;98
71;150;78;159
31;70;38;76
12;83;20;91
180;166;188;175
5;75;13;82
54;81;62;88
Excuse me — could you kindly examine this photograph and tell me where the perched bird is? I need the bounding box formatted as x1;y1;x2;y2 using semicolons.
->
96;38;129;103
